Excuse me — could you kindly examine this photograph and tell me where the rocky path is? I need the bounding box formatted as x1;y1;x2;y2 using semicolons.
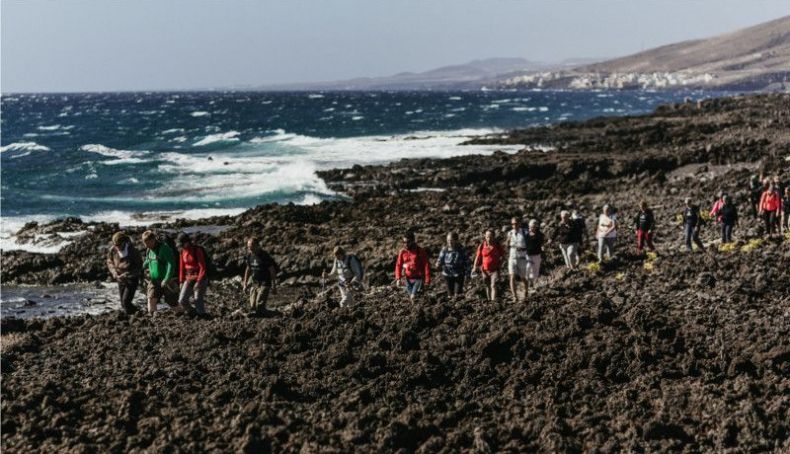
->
2;93;789;452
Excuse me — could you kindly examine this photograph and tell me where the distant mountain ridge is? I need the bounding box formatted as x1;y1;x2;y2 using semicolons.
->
250;57;600;91
249;15;790;92
499;15;790;91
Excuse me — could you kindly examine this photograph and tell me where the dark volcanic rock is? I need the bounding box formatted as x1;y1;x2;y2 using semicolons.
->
2;94;789;452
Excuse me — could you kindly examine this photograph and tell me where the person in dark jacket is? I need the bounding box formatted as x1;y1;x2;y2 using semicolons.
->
570;209;588;252
551;210;579;269
782;187;790;234
106;231;143;314
681;197;705;252
242;237;278;316
718;195;738;243
523;219;545;297
633;200;656;254
435;232;470;299
748;175;764;219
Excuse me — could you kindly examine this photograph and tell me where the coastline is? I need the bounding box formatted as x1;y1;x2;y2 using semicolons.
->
2;93;789;452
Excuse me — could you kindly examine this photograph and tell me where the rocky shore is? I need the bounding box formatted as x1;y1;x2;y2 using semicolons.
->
2;94;789;452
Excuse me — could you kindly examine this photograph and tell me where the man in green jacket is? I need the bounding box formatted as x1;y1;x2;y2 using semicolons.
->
142;230;179;314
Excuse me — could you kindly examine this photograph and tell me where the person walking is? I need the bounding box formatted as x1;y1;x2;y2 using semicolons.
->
473;230;505;301
758;183;781;237
633;200;656;254
748;175;764;219
782;187;790;234
436;232;470;299
506;217;529;302
523;220;545;294
552;211;580;269
142;230;179;314
176;233;208;315
571;208;588;254
323;246;364;307
242;237;278;316
718;195;738;243
681;198;705;252
709;192;726;223
394;232;430;301
596;205;617;262
106;231;143;314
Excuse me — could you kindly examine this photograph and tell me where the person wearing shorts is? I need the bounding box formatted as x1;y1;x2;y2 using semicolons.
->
141;230;179;314
473;229;505;301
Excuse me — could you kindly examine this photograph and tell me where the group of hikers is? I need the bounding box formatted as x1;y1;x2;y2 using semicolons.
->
106;174;787;315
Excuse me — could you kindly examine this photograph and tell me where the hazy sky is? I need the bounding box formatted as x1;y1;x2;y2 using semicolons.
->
3;0;789;92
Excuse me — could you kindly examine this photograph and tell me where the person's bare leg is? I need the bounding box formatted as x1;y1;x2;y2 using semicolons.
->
147;297;157;314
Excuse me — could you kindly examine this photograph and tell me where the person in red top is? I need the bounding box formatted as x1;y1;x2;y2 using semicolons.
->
176;232;208;315
758;183;782;237
394;232;430;301
473;229;505;301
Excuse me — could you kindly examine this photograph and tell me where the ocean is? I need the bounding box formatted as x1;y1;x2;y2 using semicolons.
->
1;90;716;251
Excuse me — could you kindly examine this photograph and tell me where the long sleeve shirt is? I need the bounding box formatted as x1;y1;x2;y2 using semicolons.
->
144;242;176;282
329;255;363;283
180;245;206;283
395;246;430;284
435;246;470;278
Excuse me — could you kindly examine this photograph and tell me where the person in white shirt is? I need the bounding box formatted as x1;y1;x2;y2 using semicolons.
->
323;246;364;307
596;204;617;262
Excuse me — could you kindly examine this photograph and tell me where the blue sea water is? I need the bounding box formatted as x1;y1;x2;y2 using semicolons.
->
1;90;719;237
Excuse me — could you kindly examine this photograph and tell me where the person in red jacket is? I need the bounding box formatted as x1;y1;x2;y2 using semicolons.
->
758;183;782;237
473;229;505;301
176;232;208;315
394;232;430;301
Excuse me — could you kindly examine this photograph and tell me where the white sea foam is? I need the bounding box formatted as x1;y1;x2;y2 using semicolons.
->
190;111;210;117
308;94;325;99
0;142;52;153
192;131;240;147
161;128;185;134
80;144;149;159
247;127;524;168
249;130;297;144
84;208;249;226
3;128;527;250
0;215;78;253
37;124;61;131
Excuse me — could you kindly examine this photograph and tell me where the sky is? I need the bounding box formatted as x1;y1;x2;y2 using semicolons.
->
2;0;789;92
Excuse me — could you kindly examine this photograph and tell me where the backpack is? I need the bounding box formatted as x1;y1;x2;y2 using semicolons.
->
344;254;364;280
196;245;217;279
